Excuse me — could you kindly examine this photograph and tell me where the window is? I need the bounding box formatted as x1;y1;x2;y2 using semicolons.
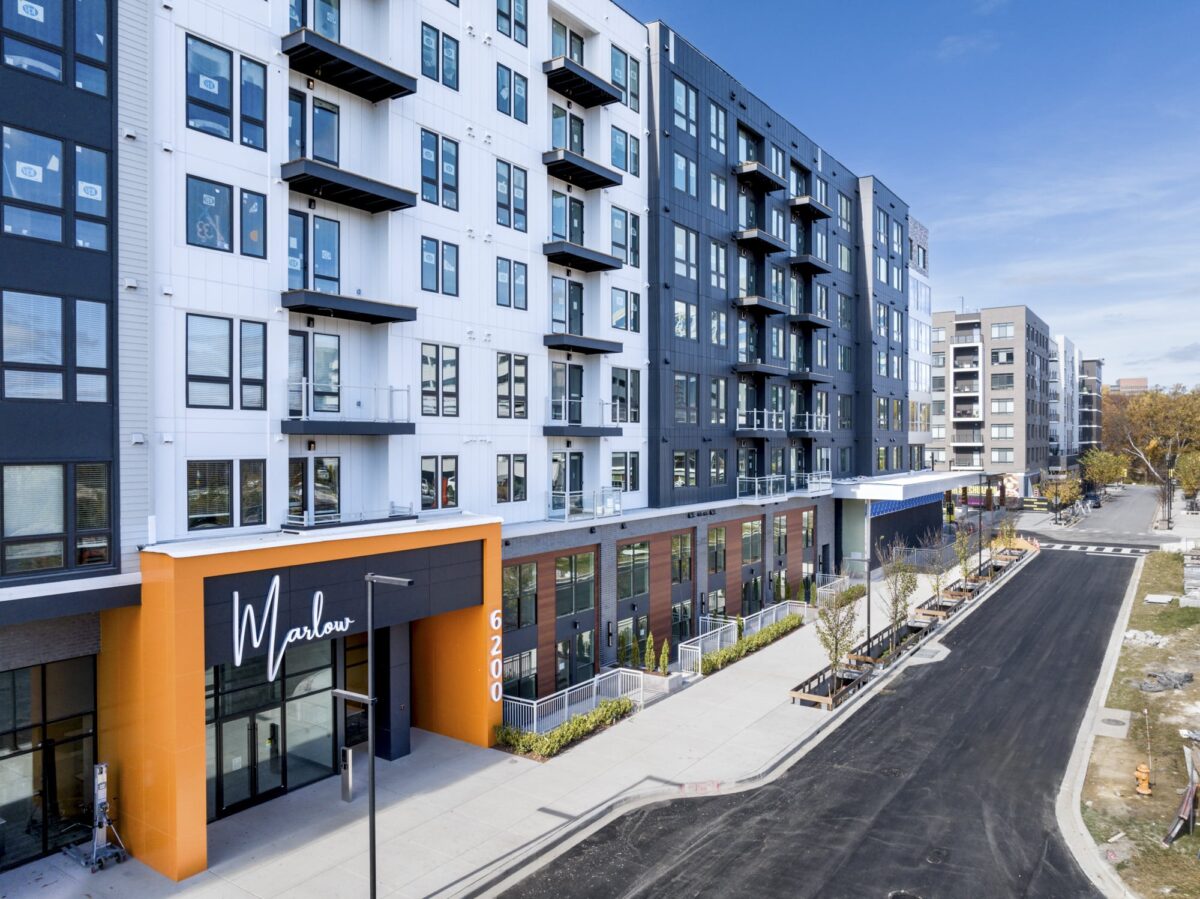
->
1;462;110;573
502;562;536;633
877;350;887;376
741;521;762;565
610;367;640;423
617;542;649;600
185;176;232;252
420;343;458;416
991;348;1014;365
932;327;946;343
709;449;727;486
673;300;697;340
1;292;103;403
991;322;1015;339
287;90;305;160
610;288;640;332
837;345;851;372
815;334;828;368
710;309;727;347
419;455;458;510
611;45;638;110
494;258;527;310
875;253;888;282
838;394;853;429
991;448;1015;463
773;515;787;557
673;225;697;279
706;173;728;214
420;130;458;210
611;451;640;492
495;65;527;122
185;36;232;139
673;76;697;135
72;144;107;249
877;446;887;471
672;152;697;196
186;314;232;408
610;127;639;175
611;207;639;266
672;599;693;644
495;352;528;419
671;534;692;584
891;309;904;343
876;397;888;429
503;650;537;699
673;372;698;424
710;241;727;289
239;321;265;410
891;352;902;380
875;303;888;338
421;24;457;89
991;399;1014;414
555;552;594;617
551;19;584;64
892;398;904;431
495;160;527;231
186;460;232;530
708;527;726;573
496;0;527;45
239;190;265;259
991;373;1014;389
238;459;265;526
420;238;458;296
312;99;339;164
673;450;698;487
837;193;852;230
991;424;1015;439
891;219;903;255
837;243;851;273
495;454;527;503
707;376;727;425
239;58;266;150
709;102;726;153
875;208;888;245
891;263;903;291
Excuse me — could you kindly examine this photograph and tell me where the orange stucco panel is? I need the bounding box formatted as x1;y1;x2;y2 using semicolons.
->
98;521;501;882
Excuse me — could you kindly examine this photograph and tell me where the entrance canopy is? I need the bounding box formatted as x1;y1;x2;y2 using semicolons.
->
831;470;982;502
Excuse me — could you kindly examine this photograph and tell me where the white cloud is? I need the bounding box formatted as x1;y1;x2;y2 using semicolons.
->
936;32;999;61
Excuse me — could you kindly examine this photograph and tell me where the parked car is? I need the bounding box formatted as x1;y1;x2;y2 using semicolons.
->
1086;493;1102;508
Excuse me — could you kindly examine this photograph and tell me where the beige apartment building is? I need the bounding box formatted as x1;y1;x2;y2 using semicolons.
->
929;306;1053;496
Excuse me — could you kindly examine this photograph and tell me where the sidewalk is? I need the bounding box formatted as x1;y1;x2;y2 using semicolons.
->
0;569;955;899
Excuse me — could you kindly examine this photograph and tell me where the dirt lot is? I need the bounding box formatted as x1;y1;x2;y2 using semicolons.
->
1082;552;1200;897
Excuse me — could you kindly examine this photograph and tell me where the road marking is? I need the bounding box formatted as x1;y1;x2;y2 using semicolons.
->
1039;543;1150;555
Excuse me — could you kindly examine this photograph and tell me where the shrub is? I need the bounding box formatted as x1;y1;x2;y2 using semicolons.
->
616;630;629;667
699;614;804;675
834;584;867;608
658;637;670;674
644;629;656;670
494;697;634;759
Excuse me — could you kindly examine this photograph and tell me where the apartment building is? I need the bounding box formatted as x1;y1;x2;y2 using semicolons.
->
0;2;977;881
1049;334;1081;473
929;306;1053;496
1114;376;1147;396
1080;357;1103;455
907;217;932;470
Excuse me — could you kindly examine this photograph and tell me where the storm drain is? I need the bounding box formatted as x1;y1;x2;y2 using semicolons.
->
1101;718;1125;727
926;847;949;865
889;891;923;899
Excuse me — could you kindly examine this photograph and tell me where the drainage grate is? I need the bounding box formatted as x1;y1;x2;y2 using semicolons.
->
1101;718;1125;727
926;847;949;865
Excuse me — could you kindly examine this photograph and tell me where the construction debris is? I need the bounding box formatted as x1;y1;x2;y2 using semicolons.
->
1140;671;1194;693
1182;730;1200;741
1125;629;1169;648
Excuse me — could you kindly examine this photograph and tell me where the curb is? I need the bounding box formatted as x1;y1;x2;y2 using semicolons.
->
1054;553;1145;899
456;548;1042;898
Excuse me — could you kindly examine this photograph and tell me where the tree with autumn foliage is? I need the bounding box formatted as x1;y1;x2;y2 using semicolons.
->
1103;386;1200;507
1079;448;1125;496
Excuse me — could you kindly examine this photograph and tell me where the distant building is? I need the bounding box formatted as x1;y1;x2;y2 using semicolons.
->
907;217;933;470
1049;336;1081;473
1080;359;1105;455
1114;377;1148;395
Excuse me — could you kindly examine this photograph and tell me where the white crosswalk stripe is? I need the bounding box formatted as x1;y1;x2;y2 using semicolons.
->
1038;543;1150;555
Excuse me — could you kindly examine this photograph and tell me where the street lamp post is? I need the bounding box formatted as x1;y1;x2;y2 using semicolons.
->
331;573;413;899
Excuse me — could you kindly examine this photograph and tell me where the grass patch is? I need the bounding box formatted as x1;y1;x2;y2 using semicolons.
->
494;697;633;760
700;614;804;675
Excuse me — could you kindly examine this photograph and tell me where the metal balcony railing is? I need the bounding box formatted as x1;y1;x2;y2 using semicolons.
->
286;380;411;422
953;359;980;369
284;502;413;529
953;407;982;418
788;471;833;494
548;397;611;426
954;383;981;394
791;412;831;432
736;475;786;499
952;430;984;443
950;333;982;344
736;409;786;431
548;487;622;521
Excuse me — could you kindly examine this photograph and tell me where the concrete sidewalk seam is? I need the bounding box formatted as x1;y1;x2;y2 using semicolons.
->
461;548;1042;899
1055;553;1144;899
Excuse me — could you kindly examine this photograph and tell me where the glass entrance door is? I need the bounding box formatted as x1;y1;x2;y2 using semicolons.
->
219;709;284;814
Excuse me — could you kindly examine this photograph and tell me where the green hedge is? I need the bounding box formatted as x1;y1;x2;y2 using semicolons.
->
834;584;867;607
494;697;634;759
700;613;804;675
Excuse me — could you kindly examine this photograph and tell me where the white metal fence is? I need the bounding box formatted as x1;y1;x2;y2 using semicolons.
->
677;600;813;674
815;574;852;608
501;667;644;734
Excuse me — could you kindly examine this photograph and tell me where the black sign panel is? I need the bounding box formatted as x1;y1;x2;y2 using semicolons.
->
203;541;483;668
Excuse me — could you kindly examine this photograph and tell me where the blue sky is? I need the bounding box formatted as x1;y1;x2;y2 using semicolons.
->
618;0;1200;387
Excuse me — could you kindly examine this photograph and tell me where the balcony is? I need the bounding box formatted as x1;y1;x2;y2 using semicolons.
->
733;357;788;377
788;365;834;384
282;29;416;103
786;253;833;276
542;240;623;272
953;382;981;394
950;332;982;345
788;471;833;496
732;294;790;316
543;398;622;437
951;430;984;444
1049;390;1060;401
542;56;622;107
542;149;623;191
953;357;980;370
281;289;416;325
733;161;787;194
543;331;622;355
732;228;788;255
788;194;833;220
734;409;787;437
788;310;832;329
284;502;415;530
951;406;983;420
951;457;984;471
789;412;831;435
283;381;414;436
548;487;622;522
282;158;416;214
736;475;786;501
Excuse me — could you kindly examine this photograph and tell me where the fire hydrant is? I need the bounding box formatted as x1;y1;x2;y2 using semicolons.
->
1134;763;1152;796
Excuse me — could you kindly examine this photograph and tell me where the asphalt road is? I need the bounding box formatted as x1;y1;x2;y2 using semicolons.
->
505;550;1134;899
1022;484;1170;546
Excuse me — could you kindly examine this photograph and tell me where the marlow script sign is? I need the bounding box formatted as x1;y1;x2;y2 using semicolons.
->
233;575;354;681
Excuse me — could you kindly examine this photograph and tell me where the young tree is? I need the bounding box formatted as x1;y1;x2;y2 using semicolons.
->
1080;448;1125;497
658;637;670;674
643;629;656;671
1175;451;1200;499
876;537;919;654
1041;472;1082;523
954;523;975;584
815;590;861;681
920;528;950;603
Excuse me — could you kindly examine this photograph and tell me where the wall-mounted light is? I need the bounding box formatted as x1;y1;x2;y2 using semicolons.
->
307;440;317;452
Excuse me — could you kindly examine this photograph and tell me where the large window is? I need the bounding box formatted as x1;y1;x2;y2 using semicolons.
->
3;125;69;243
708;527;726;573
617;541;648;600
495;160;527;231
185;176;232;252
610;44;638;110
3;0;106;91
496;64;527;122
420;343;458;416
610;288;639;332
502;562;536;631
239;321;265;410
495;454;526;503
611;207;639;266
2;291;108;403
186;314;232;408
420;237;458;296
420;130;458;210
673;299;697;340
709;101;726;154
741;520;762;564
673;77;697;135
610;367;640;423
420;455;458;510
773;515;787;557
670;533;692;584
185;35;232;139
673;224;697;280
610;127;638;175
709;449;726;485
495;258;528;309
611;451;639;492
673;372;698;424
1;462;110;574
496;0;528;45
239;190;265;259
495;351;528;419
555;552;594;617
673;450;697;488
186;459;264;531
502;650;537;699
421;23;458;89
